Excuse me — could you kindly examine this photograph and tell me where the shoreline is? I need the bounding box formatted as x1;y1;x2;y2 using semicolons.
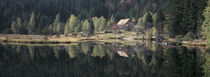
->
0;34;207;46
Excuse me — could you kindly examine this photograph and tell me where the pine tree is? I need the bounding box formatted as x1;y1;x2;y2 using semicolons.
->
98;16;106;32
144;12;153;30
92;17;100;33
137;17;144;28
106;15;115;29
11;21;17;33
75;24;81;33
168;0;207;38
64;21;69;35
82;19;90;32
202;0;210;42
153;10;165;35
53;14;60;33
68;14;79;33
16;17;22;33
28;12;36;34
57;23;61;33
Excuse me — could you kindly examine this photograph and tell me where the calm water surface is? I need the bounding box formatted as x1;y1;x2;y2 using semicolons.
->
0;42;210;77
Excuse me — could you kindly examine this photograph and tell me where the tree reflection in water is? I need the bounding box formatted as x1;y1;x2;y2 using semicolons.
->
0;42;208;77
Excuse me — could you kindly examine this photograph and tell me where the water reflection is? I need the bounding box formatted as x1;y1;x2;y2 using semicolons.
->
0;42;209;77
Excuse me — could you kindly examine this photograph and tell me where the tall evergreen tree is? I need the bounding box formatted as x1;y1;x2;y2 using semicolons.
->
98;16;106;32
66;14;80;33
57;23;61;34
64;21;69;35
28;12;36;34
92;17;100;33
11;21;17;33
106;15;115;29
202;0;210;42
16;17;22;33
53;14;60;33
153;10;165;35
82;19;91;33
168;0;207;38
144;12;153;30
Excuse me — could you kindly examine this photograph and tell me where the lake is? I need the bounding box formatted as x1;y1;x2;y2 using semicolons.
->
0;42;210;77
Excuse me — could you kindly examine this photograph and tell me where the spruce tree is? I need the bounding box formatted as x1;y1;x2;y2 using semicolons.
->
153;10;165;35
53;14;60;33
98;16;106;32
92;17;100;33
57;23;61;34
28;12;36;34
11;21;17;33
64;21;69;35
202;0;210;42
107;15;115;29
168;0;207;38
68;14;79;33
16;17;22;33
144;12;153;30
82;19;90;33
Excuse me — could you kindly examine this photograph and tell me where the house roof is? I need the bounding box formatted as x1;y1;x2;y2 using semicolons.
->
117;19;130;25
117;51;129;57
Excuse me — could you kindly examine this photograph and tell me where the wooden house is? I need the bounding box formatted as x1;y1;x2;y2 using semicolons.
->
115;19;136;31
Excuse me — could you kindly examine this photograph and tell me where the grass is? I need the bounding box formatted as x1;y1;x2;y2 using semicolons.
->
0;32;207;47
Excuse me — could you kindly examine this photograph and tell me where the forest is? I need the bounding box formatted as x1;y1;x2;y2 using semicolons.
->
1;0;210;43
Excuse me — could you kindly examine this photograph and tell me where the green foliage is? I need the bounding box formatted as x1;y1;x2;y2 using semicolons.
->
64;21;69;35
91;44;105;58
152;27;158;37
11;21;17;33
175;35;183;41
16;17;23;33
57;23;61;33
145;12;153;24
92;16;106;33
202;0;210;43
137;17;144;27
98;16;106;32
92;17;101;33
1;0;169;33
137;12;154;30
53;14;60;33
11;17;23;34
65;14;80;34
106;15;115;29
28;12;36;34
153;13;158;26
82;19;90;32
168;0;207;38
145;29;153;40
66;46;79;58
144;12;153;29
183;32;195;41
153;10;165;35
74;24;81;33
82;19;94;35
81;43;90;54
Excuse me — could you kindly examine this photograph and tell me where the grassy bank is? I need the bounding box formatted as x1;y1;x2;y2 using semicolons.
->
0;33;207;46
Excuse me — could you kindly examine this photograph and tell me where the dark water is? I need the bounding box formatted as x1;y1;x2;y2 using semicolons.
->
0;42;210;77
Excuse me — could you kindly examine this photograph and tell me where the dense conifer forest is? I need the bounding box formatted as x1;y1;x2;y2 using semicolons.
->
1;0;210;42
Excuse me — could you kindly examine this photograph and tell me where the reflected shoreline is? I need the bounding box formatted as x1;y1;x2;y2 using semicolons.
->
0;42;209;77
